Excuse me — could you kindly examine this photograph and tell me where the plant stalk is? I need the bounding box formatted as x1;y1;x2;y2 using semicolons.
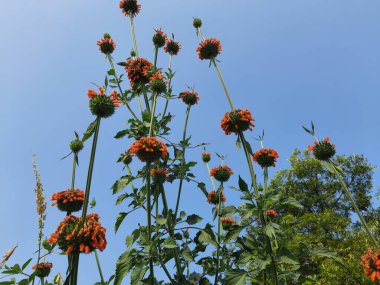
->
146;162;155;283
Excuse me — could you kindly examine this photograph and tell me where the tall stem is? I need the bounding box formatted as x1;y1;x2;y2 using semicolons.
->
206;163;217;191
146;162;155;283
94;250;105;284
330;161;378;247
71;154;77;191
129;16;138;56
214;185;223;285
239;132;258;195
174;105;191;218
154;47;158;68
107;55;138;120
211;59;234;111
162;55;173;118
149;94;158;137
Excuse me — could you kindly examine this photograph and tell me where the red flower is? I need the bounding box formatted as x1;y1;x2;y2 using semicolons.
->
179;89;200;106
49;214;107;255
220;109;255;135
150;168;169;184
202;152;211;163
164;39;181;55
221;218;236;230
361;248;380;281
87;88;121;108
124;57;154;87
307;137;336;161
196;38;222;60
210;165;233;182
97;35;116;54
119;0;141;17
253;148;279;168
32;262;53;278
265;209;278;217
51;189;85;214
129;137;168;163
153;28;167;48
207;191;226;205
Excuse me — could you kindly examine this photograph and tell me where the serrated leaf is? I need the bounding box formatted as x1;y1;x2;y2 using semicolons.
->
114;250;137;285
238;176;249;192
112;175;135;194
224;270;247;285
82;119;98;142
281;197;303;209
115;212;128;233
114;129;129;139
186;214;203;225
198;230;217;247
220;205;237;217
131;263;147;285
182;246;194;262
163;238;178;249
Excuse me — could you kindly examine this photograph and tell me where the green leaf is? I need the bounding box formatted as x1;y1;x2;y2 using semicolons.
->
126;229;140;249
163;238;178;249
224;270;247;285
186;214;203;225
21;258;32;270
281;197;303;209
112;175;135;194
238;176;249;192
115;212;128;233
224;226;243;242
198;229;217;247
114;129;129;139
130;263;147;285
310;248;338;259
107;68;116;76
182;246;194;262
220;205;237;217
82;119;98;142
114;250;137;285
156;216;167;225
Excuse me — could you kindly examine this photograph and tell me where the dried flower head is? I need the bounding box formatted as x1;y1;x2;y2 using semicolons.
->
307;137;336;161
210;165;233;182
361;248;380;281
221;218;236;231
153;28;167;48
51;189;85;214
196;38;222;60
87;87;121;118
150;168;169;184
119;0;141;17
164;39;181;56
49;213;107;255
97;34;116;54
207;191;226;205
220;109;255;135
32;262;53;278
179;89;199;106
0;245;17;267
201;152;211;163
129;137;168;163
253;148;279;168
125;57;153;87
266;209;278;217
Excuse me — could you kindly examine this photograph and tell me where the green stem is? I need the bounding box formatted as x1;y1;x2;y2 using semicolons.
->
94;250;105;284
129;16;138;56
174;105;191;219
211;59;234;111
146;162;155;284
162;55;173;118
330;161;378;247
154;47;158;68
71;154;77;191
107;55;138;120
214;185;223;285
206;162;217;191
137;95;143;115
149;94;158;137
239;131;258;195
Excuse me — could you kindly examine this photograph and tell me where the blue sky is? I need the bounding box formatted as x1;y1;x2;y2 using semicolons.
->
1;0;380;284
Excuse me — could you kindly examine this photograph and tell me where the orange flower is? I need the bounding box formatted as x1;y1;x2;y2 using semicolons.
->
210;165;233;182
221;218;236;230
201;152;211;163
361;248;380;281
164;39;181;55
196;38;222;60
129;137;168;163
49;214;107;255
119;0;141;17
266;209;278;217
220;109;255;135
125;57;153;87
179;89;199;106
87;88;121;108
51;189;85;213
32;262;53;278
253;148;279;168
97;37;116;54
307;137;336;161
207;191;226;205
150;168;169;184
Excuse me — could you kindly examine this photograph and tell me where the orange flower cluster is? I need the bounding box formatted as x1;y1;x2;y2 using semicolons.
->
201;152;211;163
164;39;181;55
119;0;141;17
32;262;53;278
266;209;278;217
49;213;107;255
51;189;85;213
220;109;255;135
307;137;336;161
207;191;226;205
253;148;279;168
196;38;222;60
87;87;122;108
124;57;154;87
361;248;380;281
210;165;233;182
97;37;116;54
153;28;167;48
150;168;169;184
179;89;200;106
221;217;236;230
129;137;168;163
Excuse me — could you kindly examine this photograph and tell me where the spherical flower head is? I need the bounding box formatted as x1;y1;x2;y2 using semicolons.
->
153;28;167;48
118;151;133;165
221;109;255;135
129;137;168;163
253;148;279;168
193;18;202;29
307;137;336;161
221;218;236;231
49;213;107;255
70;139;84;153
119;0;141;17
125;57;153;88
206;191;226;205
149;72;167;94
87;88;120;118
97;35;116;54
32;262;53;278
210;165;233;182
202;152;211;163
265;209;278;217
196;38;222;60
164;39;181;56
179;89;200;106
361;248;380;281
51;189;85;213
150;168;169;184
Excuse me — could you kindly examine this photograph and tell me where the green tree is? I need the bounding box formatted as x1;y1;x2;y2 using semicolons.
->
270;149;376;284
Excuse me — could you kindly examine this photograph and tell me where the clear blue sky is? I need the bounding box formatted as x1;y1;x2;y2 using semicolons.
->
1;1;379;284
